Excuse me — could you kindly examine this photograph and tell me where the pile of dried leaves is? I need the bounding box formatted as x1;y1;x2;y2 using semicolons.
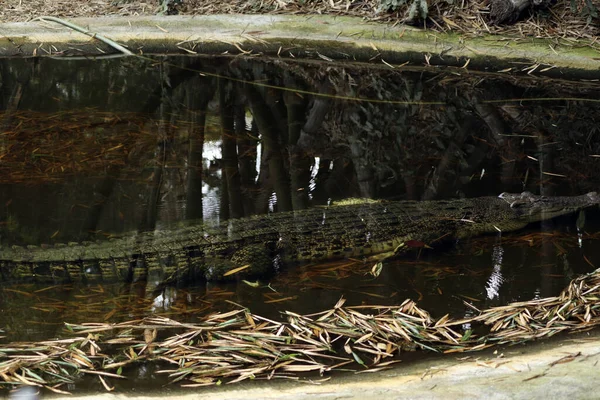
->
2;265;600;392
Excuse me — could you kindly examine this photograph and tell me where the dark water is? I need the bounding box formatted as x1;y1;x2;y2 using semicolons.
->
0;56;599;392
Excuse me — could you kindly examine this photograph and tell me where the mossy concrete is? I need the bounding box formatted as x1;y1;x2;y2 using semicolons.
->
0;15;599;76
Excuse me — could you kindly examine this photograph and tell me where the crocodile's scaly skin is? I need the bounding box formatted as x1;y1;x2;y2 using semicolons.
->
1;191;598;284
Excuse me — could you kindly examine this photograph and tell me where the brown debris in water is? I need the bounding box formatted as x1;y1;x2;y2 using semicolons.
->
2;265;600;392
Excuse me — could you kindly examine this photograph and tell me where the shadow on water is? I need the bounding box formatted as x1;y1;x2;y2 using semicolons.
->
0;55;600;392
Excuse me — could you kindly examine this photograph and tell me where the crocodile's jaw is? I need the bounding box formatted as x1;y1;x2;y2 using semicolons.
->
500;191;600;224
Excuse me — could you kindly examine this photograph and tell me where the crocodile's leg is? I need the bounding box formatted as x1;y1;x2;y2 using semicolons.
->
204;244;275;281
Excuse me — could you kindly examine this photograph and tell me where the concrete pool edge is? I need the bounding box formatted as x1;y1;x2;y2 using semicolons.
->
51;332;600;399
0;15;599;76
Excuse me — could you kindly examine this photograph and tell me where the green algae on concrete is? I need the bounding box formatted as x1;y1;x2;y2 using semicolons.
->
0;15;598;75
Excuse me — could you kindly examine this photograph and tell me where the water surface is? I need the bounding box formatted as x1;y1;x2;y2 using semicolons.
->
1;55;599;391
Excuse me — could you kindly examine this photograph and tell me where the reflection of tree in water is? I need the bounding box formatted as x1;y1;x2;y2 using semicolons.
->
231;59;600;204
0;56;599;244
319;68;600;200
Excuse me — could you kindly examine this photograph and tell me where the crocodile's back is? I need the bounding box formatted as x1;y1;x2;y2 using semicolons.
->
3;192;596;284
278;200;461;261
0;198;476;283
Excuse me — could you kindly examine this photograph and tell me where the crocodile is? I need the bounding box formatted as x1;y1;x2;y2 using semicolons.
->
0;191;598;285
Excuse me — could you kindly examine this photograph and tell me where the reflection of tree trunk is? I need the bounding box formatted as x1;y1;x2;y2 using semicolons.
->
349;139;376;198
185;76;214;221
245;85;293;212
459;140;492;189
536;129;556;298
473;100;517;188
403;174;417;200
422;117;474;200
310;157;355;202
185;132;204;221
160;87;188;222
220;80;244;219
254;133;271;214
142;139;166;233
234;89;258;215
474;102;506;144
284;77;311;210
220;167;230;221
237;114;257;188
140;59;213;115
80;166;121;237
139;64;171;233
326;158;356;199
536;130;555;197
0;83;23;138
267;89;289;148
0;60;33;151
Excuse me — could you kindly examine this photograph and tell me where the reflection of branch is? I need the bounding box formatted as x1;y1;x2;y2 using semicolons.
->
303;98;330;134
297;83;333;150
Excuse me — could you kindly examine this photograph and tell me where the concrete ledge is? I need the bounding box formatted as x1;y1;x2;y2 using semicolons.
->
0;15;599;76
59;332;600;399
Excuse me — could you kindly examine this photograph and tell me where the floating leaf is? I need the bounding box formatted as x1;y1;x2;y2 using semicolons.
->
371;262;383;277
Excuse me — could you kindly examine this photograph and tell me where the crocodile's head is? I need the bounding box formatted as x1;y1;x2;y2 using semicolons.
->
498;191;600;223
